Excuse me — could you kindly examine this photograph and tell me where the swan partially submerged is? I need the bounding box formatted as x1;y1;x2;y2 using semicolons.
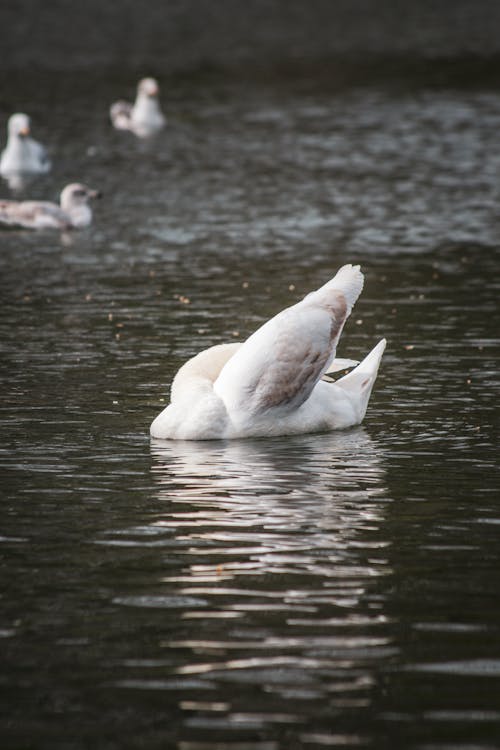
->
0;183;100;230
150;264;386;440
110;77;166;137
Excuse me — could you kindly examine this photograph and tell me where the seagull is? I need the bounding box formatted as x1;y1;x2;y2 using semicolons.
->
0;183;100;230
150;264;386;440
110;77;166;137
0;113;51;177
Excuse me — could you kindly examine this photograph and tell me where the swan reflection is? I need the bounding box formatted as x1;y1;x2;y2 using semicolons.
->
146;429;390;595
150;427;387;501
110;430;390;628
109;429;396;708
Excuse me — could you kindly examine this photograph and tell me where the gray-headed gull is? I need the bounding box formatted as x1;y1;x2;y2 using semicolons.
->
110;77;166;137
150;264;386;440
0;183;100;230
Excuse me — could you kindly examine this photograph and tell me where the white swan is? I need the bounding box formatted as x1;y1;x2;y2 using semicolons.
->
110;77;166;137
0;183;100;230
150;264;386;440
0;113;51;176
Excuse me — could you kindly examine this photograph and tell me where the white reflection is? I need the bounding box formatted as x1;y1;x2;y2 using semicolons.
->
150;427;387;504
148;428;390;600
1;171;37;192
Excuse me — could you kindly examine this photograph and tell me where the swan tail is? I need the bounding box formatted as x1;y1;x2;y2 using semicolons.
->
335;338;386;420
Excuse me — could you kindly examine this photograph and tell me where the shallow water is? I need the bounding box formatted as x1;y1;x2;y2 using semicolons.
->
1;72;500;749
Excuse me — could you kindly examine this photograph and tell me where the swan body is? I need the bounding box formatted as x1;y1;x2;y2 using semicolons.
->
0;183;100;230
0;113;51;176
150;264;386;440
110;78;166;137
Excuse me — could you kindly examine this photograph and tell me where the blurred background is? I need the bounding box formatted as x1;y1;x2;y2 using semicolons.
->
2;0;500;79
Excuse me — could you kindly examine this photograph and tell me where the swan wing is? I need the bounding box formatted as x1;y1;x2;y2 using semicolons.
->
214;264;364;415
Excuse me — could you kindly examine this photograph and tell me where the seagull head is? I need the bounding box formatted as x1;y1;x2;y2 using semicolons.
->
138;77;160;98
8;113;31;138
60;183;101;209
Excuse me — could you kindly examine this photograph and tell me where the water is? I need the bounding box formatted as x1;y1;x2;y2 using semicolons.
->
1;71;500;749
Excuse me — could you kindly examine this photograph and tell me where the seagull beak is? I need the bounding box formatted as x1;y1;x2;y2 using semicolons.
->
18;127;30;137
88;189;102;199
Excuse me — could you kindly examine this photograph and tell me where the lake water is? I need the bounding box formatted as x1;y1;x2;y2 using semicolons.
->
1;70;499;749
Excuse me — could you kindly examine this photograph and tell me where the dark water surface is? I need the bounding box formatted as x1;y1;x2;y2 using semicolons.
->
1;72;500;749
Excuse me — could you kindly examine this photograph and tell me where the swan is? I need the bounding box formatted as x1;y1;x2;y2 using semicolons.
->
0;113;51;176
150;264;386;440
110;77;166;137
0;183;101;230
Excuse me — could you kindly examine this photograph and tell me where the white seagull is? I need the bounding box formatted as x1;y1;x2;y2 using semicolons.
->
110;77;166;137
150;264;386;440
0;183;100;230
0;113;51;176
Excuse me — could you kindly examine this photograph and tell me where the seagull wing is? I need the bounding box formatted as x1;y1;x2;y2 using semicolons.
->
29;139;51;172
0;200;67;229
214;264;364;415
110;100;133;130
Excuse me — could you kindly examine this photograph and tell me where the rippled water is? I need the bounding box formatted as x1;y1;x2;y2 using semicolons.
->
1;72;500;749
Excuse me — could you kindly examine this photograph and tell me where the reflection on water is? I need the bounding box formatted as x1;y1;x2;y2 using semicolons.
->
103;431;394;743
147;430;390;611
1;71;500;749
1;172;38;192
